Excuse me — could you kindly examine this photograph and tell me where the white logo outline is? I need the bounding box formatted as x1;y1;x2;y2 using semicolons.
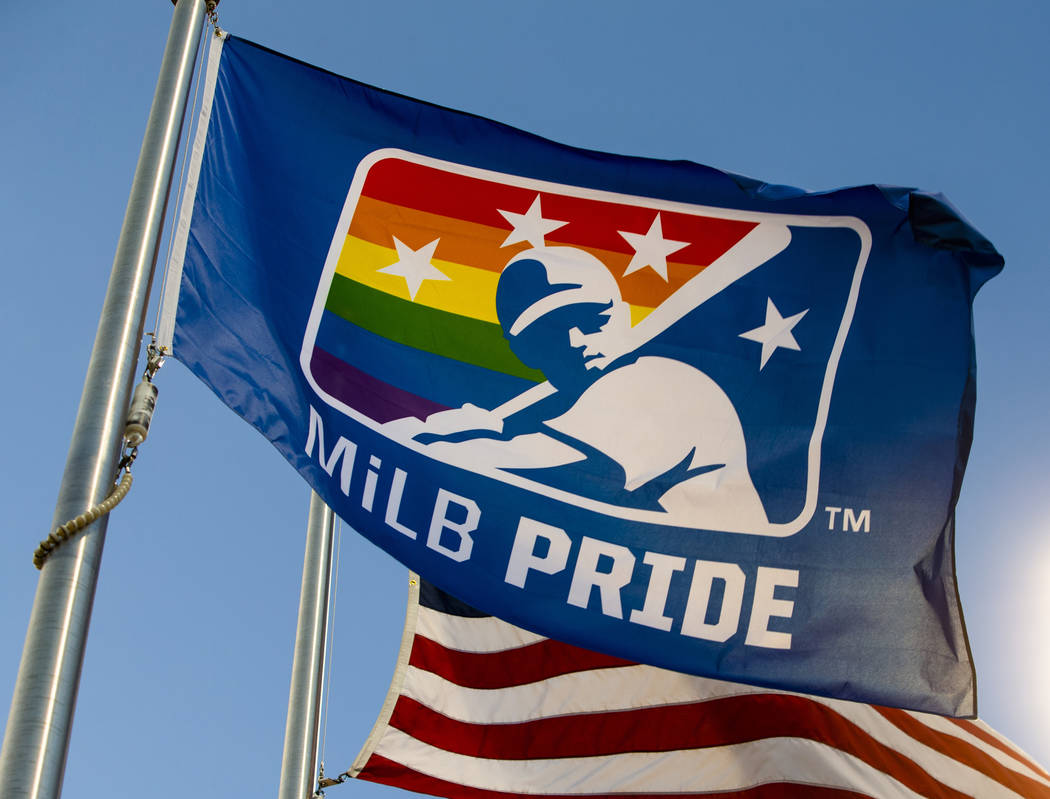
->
300;149;872;537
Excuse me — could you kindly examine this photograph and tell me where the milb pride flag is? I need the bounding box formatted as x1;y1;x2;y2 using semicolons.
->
162;35;1003;716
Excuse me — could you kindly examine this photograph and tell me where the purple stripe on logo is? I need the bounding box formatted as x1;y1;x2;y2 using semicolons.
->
310;346;447;424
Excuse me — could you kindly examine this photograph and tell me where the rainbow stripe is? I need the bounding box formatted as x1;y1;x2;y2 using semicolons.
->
308;156;758;423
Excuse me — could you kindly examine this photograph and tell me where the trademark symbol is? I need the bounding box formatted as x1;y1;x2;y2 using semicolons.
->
824;506;871;533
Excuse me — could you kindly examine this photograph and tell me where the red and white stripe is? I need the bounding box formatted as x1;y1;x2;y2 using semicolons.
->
349;581;1050;798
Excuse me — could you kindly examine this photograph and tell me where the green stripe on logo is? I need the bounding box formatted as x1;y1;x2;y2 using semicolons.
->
325;275;544;383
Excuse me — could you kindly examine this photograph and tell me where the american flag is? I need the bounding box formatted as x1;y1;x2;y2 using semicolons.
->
346;578;1050;799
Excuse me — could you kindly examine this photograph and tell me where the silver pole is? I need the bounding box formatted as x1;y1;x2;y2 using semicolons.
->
279;492;337;799
0;2;209;798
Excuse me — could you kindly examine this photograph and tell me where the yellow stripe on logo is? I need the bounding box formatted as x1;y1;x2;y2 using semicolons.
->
336;235;654;329
336;236;501;324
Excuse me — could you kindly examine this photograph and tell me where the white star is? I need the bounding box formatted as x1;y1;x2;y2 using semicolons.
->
378;237;449;300
618;214;689;281
739;298;809;370
498;195;568;248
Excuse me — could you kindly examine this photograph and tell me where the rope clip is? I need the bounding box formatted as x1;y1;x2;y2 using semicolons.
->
118;444;139;474
144;337;166;383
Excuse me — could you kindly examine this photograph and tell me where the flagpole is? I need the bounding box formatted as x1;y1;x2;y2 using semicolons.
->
0;2;210;798
278;492;336;799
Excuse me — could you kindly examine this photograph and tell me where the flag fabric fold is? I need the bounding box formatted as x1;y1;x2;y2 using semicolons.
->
163;34;1001;714
349;578;1050;799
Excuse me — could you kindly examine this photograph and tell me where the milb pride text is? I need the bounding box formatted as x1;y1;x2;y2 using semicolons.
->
306;406;798;651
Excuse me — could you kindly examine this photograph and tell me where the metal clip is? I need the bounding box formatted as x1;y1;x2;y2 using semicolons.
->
144;337;166;382
118;444;139;473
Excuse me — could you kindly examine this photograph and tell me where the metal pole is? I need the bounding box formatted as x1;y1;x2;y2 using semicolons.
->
279;492;337;799
0;3;208;798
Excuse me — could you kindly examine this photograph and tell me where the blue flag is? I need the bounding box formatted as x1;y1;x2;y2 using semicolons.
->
163;35;1002;716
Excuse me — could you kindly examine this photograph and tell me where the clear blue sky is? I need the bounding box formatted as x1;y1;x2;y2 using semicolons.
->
1;1;1048;796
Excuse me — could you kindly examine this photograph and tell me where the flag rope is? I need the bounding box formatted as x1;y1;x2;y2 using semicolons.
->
32;470;134;570
32;342;164;569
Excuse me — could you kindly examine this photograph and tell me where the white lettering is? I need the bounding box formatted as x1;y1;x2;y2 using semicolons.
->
629;551;686;631
362;455;381;511
426;489;479;562
745;567;798;649
681;560;745;642
505;518;571;588
844;508;871;533
384;468;418;538
824;505;842;530
305;406;358;495
567;537;636;619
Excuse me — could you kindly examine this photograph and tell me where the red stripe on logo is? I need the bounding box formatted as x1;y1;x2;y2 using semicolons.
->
360;157;757;265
